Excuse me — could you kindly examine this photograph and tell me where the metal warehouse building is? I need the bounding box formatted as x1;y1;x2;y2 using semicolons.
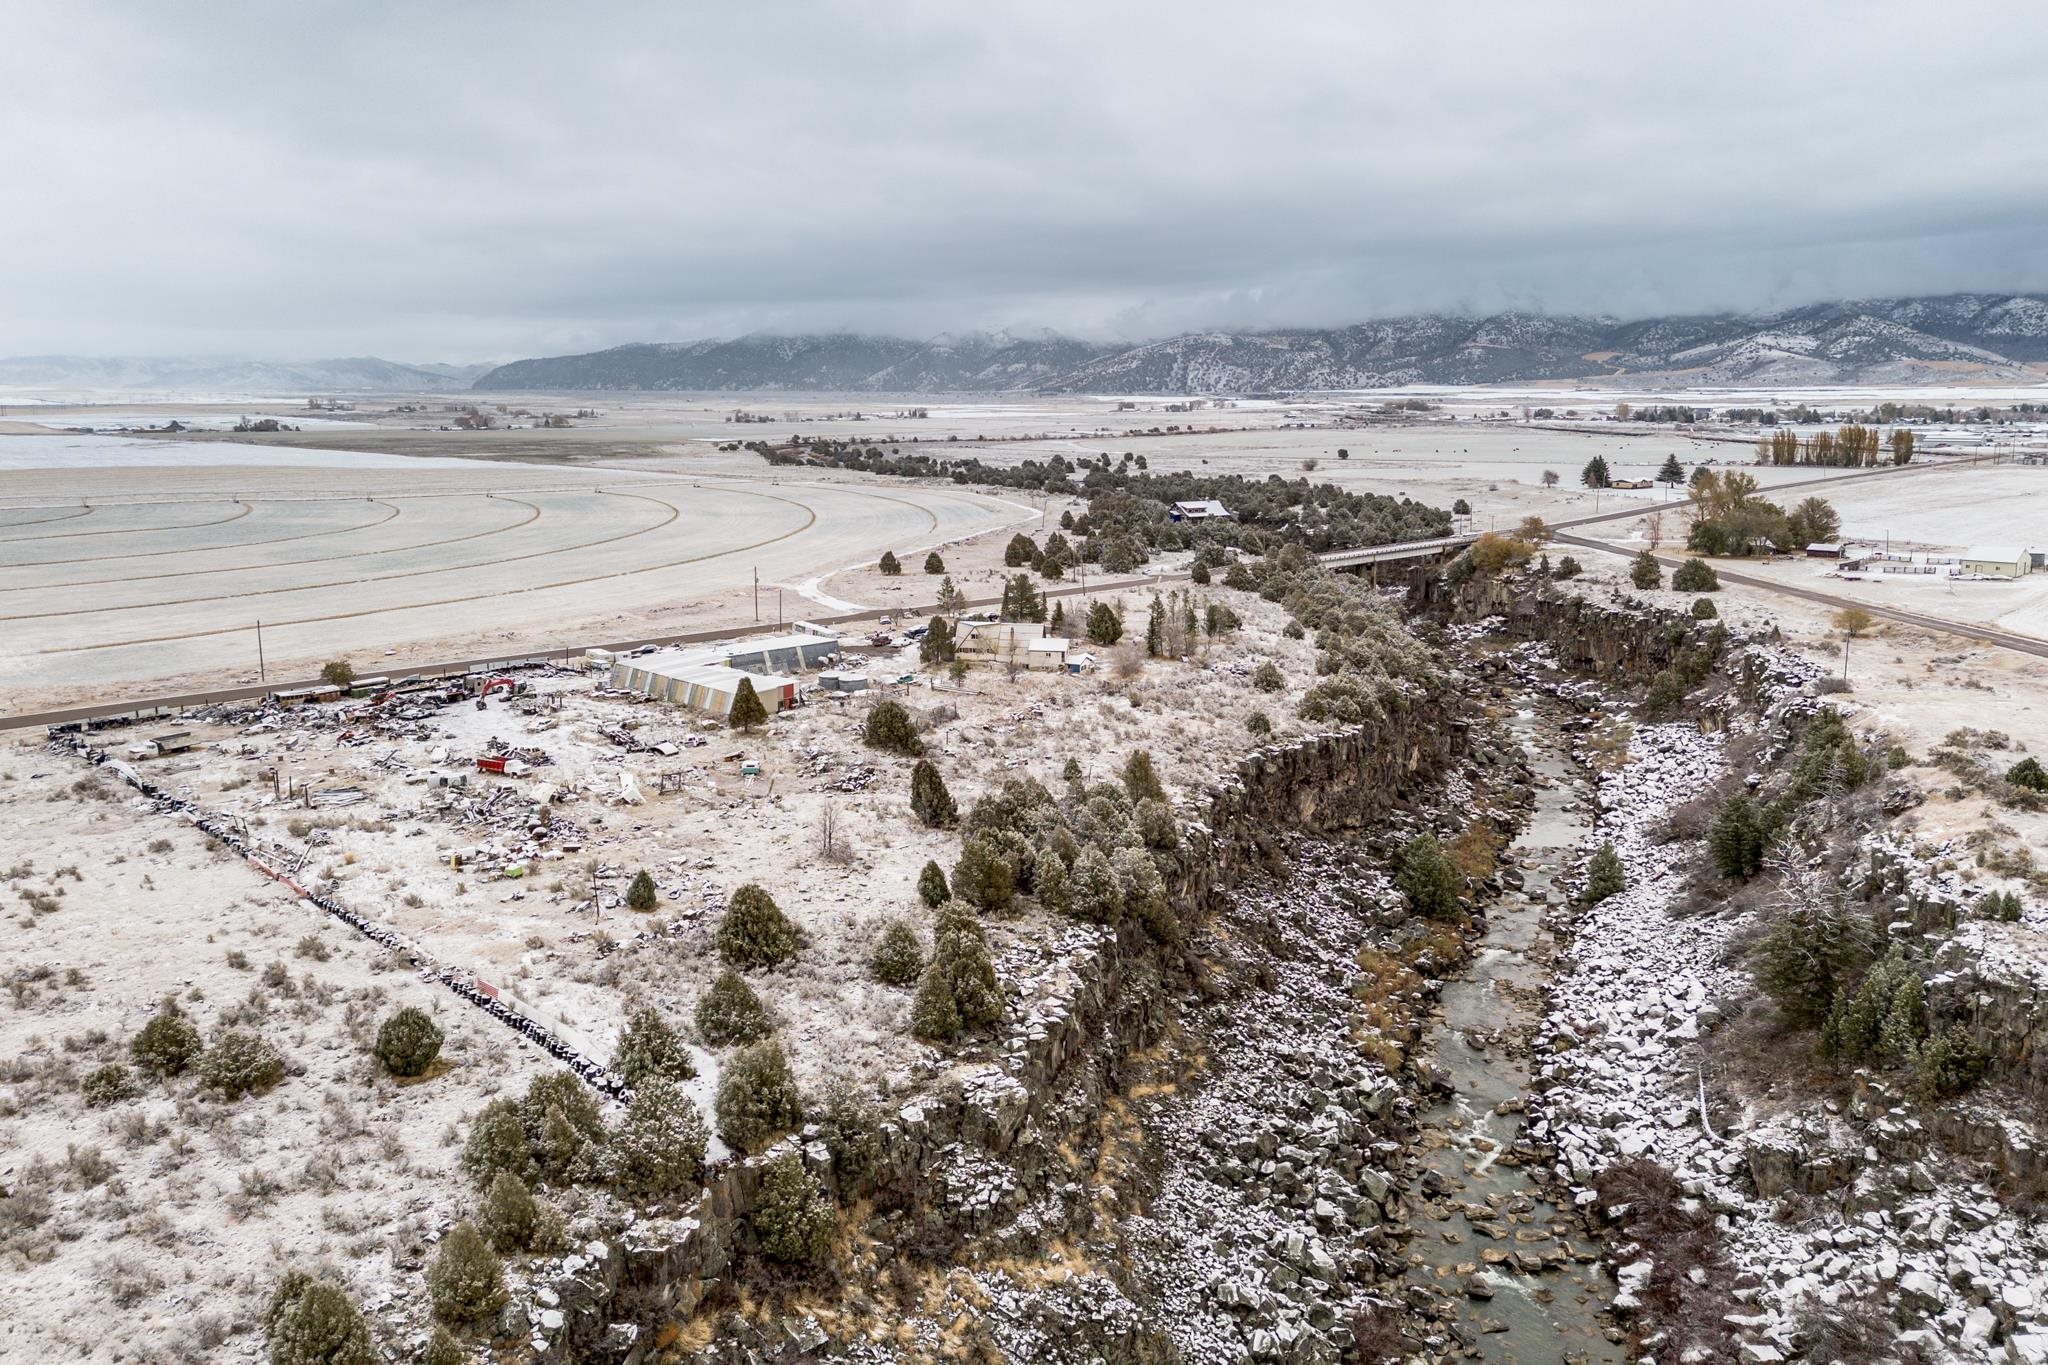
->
610;650;797;716
720;632;840;674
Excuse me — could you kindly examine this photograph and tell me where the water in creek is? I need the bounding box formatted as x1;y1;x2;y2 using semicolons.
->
1403;707;1624;1362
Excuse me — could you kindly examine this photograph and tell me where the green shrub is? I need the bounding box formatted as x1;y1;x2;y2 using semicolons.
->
519;1071;606;1182
1064;845;1123;924
717;884;800;969
879;550;901;575
695;969;772;1046
909;760;957;828
1086;601;1123;645
611;1077;709;1197
1121;750;1165;802
266;1272;373;1365
1190;561;1211;585
1707;794;1771;880
131;1002;202;1077
1554;555;1582;580
1134;798;1180;852
1396;835;1461;921
1976;890;2022;922
613;1007;695;1087
1246;710;1272;737
869;919;925;986
199;1030;285;1099
426;1220;506;1324
951;833;1015;913
1115;847;1176;942
460;1097;536;1189
1629;551;1662;590
625;869;657;912
1756;897;1874;1031
862;699;923;756
2007;756;2048;792
1910;1025;1989;1100
1690;596;1718;620
924;551;944;574
423;1326;465;1365
374;1007;444;1078
1004;532;1037;567
1671;558;1720;592
1580;844;1625;905
474;1171;538;1253
82;1062;134;1108
1251;661;1284;693
714;1039;803;1155
751;1152;835;1262
917;859;950;907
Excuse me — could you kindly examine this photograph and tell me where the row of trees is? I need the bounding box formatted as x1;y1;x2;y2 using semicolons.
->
1754;425;1912;468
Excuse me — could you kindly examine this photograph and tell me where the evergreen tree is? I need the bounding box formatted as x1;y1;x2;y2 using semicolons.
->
1145;595;1165;656
718;883;800;969
1251;661;1284;692
878;550;901;576
933;574;966;614
1657;453;1685;485
625;869;658;912
1691;597;1718;620
1001;573;1045;623
1086;600;1122;645
475;1171;539;1253
951;832;1015;912
266;1273;374;1365
612;1077;709;1197
1580;843;1625;905
714;1038;803;1154
1554;555;1583;580
862;699;923;755
199;1029;286;1099
727;676;768;732
2006;757;2048;792
1671;558;1719;592
911;901;1002;1041
1003;532;1038;567
1189;561;1211;585
613;1007;695;1087
923;551;944;574
909;759;957;827
427;1221;506;1324
1396;835;1461;920
916;858;950;907
695;969;772;1046
1707;795;1770;879
1581;455;1612;488
374;1007;444;1078
1821;949;1926;1066
1629;551;1662;590
1048;600;1065;634
1064;845;1123;923
919;616;956;665
460;1097;536;1189
751;1152;836;1262
869;918;925;986
1121;749;1165;802
1756;895;1872;1031
815;1079;883;1189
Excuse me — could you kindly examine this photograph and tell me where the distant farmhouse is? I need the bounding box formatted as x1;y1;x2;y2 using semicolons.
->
1169;500;1230;522
1959;547;2032;579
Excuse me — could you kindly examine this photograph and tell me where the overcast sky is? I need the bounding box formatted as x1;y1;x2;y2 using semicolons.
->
9;1;2048;361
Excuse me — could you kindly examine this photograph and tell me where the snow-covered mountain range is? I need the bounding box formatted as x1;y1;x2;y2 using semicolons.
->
0;355;493;396
472;295;2048;394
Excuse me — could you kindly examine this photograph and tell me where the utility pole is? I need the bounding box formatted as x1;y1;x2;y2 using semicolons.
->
777;589;783;627
753;567;759;622
255;620;266;682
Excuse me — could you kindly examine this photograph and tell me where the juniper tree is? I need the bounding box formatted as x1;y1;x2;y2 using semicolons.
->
474;1171;539;1253
199;1030;285;1099
1048;600;1065;634
917;858;950;907
934;574;967;614
1629;551;1662;590
613;1007;695;1087
923;551;944;574
862;699;923;756
1691;597;1718;620
2007;757;2048;792
1658;453;1685;485
1064;845;1123;924
814;1079;883;1190
919;616;956;665
869;918;925;986
950;832;1015;912
266;1272;374;1365
909;759;957;827
1581;455;1611;488
1251;661;1284;693
1707;794;1770;880
1396;835;1461;921
612;1077;709;1197
427;1220;506;1324
714;1038;803;1154
717;883;800;969
374;1007;444;1078
752;1152;836;1262
1580;844;1626;905
1189;561;1211;585
625;869;657;912
878;550;901;575
518;1071;606;1182
1086;600;1122;645
1671;558;1719;592
1146;596;1165;656
1003;532;1037;567
695;969;772;1046
1121;749;1164;802
911;901;1003;1042
727;676;768;733
460;1097;537;1189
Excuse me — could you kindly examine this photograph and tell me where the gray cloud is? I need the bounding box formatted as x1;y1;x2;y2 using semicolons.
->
6;0;2048;359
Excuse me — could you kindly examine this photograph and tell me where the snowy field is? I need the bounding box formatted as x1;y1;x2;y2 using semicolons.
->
0;436;1031;709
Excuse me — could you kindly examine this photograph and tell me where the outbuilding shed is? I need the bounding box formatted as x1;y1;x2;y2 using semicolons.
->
1959;547;2031;579
610;651;796;716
